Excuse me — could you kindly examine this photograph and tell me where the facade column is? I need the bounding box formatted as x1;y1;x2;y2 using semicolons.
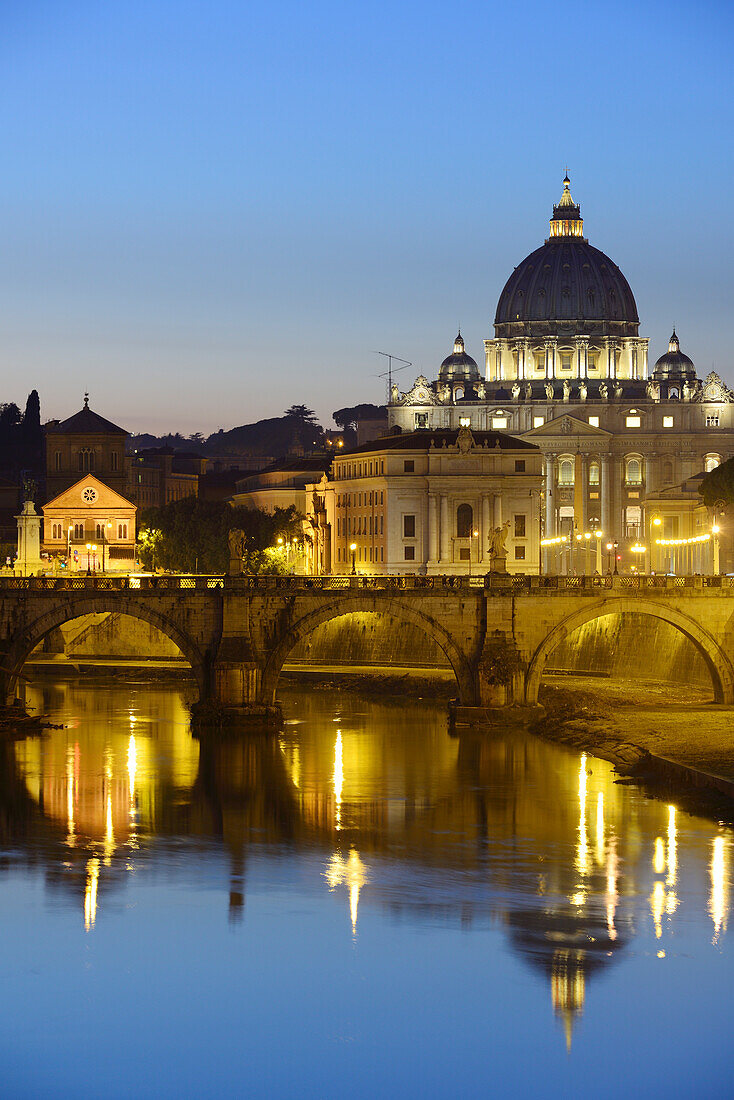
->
601;454;612;538
580;455;589;533
428;493;438;564
576;336;589;379
481;494;492;563
544;452;556;574
439;494;449;564
645;453;655;497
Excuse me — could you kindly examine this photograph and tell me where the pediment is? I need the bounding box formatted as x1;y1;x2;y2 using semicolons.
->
44;474;136;512
523;413;611;439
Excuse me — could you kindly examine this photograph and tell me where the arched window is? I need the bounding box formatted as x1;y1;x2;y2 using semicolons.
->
662;460;674;484
705;453;722;473
456;504;473;538
588;462;600;486
625;457;642;485
78;447;95;472
558;458;574;485
118;523;128;540
74;523;84;539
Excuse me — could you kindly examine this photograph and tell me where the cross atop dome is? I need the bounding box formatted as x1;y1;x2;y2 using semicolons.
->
550;172;584;238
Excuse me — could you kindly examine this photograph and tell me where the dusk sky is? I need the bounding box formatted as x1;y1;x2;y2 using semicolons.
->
1;0;732;435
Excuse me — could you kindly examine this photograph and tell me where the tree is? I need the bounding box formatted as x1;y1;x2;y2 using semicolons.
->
332;403;386;432
699;457;734;508
284;404;318;423
21;390;43;475
137;497;302;574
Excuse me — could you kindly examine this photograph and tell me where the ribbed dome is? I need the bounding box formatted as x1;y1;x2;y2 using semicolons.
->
439;332;480;383
494;176;640;339
652;331;697;381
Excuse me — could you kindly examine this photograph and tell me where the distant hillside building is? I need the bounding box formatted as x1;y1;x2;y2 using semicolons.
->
45;396;128;501
230;454;333;515
127;448;205;509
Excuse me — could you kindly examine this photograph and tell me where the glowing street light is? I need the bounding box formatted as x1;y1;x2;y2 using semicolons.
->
350;542;357;575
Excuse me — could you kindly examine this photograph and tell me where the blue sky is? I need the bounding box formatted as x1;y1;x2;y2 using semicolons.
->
0;0;732;433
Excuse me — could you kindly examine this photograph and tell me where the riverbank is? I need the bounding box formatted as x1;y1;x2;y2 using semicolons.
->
535;674;734;814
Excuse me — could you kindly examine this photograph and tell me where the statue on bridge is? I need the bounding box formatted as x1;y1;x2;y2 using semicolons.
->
228;529;246;575
488;521;511;573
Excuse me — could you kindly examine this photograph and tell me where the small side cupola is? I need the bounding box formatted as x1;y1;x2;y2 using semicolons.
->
438;329;481;384
652;329;697;381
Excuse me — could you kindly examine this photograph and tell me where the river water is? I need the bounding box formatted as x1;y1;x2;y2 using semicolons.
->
2;678;733;1098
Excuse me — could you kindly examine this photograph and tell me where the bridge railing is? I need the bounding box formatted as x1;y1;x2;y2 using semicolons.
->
0;573;732;594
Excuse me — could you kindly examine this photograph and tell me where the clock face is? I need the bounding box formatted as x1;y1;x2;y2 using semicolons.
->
82;486;99;504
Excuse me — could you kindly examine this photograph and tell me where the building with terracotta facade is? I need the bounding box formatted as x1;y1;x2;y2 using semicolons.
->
42;474;137;572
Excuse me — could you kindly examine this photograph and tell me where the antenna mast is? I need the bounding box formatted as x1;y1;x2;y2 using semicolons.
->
374;351;412;402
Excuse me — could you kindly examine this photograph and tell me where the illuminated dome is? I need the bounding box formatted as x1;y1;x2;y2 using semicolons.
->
652;330;697;381
438;331;480;383
494;175;640;339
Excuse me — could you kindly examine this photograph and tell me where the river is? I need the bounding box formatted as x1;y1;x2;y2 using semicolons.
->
1;678;732;1098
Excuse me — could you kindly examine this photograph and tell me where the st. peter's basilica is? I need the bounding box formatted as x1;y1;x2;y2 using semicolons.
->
388;175;732;571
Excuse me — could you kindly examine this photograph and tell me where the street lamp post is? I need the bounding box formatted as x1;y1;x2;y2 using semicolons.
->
67;525;73;568
86;543;92;575
350;542;357;575
102;521;111;573
613;540;619;575
469;528;479;579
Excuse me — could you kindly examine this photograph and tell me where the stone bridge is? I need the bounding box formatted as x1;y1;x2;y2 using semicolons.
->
3;573;734;719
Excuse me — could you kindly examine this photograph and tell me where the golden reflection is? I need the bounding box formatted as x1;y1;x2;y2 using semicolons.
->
653;837;665;876
709;835;729;943
575;755;590;877
128;734;137;806
551;950;585;1052
333;730;343;832
650;879;665;939
84;857;100;931
324;848;368;935
667;806;677;887
606;837;618;941
66;745;76;845
595;792;604;866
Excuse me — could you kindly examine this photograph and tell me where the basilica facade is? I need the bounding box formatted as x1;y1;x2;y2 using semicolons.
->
388;176;732;571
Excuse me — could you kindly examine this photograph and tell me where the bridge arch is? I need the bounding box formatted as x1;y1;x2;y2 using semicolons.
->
3;596;208;703
260;596;478;705
525;597;734;705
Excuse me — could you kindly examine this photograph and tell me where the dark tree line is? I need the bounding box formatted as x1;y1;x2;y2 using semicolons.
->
0;391;43;483
138;497;302;574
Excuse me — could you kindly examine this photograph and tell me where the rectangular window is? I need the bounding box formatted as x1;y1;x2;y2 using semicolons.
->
369;462;373;475
514;460;525;472
663;416;674;428
514;546;526;560
707;415;720;427
403;460;414;473
561;354;572;371
380;491;384;504
459;548;470;561
380;515;383;535
380;547;384;562
625;416;641;428
491;417;508;429
588;416;599;428
111;452;118;471
404;546;415;561
380;461;384;475
369;547;373;562
533;416;545;428
403;515;416;538
514;514;526;538
54;451;61;471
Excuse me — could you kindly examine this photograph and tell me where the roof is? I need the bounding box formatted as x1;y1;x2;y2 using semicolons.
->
48;403;128;436
341;429;539;454
259;454;334;474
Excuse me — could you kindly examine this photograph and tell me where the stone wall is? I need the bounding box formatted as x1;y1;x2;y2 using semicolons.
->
35;613;183;659
287;611;451;668
547;611;710;685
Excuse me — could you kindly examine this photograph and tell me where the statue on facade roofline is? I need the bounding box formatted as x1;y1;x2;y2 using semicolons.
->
614;381;623;399
511;382;521;401
579;380;587;402
390;382;400;404
683;380;692;401
646;379;660;401
562;379;571;402
545;381;554;400
524;381;532;401
599;381;609;401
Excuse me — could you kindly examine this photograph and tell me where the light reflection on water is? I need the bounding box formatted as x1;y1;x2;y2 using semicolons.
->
2;679;734;1097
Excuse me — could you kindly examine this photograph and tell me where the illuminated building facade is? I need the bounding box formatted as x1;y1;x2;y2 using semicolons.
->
305;424;543;575
42;474;137;572
388;176;734;571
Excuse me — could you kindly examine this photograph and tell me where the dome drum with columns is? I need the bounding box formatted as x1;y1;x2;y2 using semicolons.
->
386;174;734;574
